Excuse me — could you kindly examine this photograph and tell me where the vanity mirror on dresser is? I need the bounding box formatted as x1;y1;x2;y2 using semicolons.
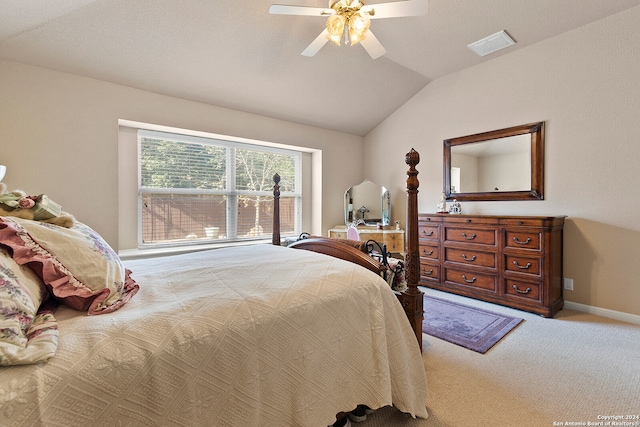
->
333;180;404;254
344;180;391;226
418;214;565;317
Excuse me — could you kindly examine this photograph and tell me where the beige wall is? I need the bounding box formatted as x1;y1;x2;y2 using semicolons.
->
0;60;363;249
364;6;640;316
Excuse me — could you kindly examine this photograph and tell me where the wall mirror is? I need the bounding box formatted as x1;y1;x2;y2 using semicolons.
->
444;121;544;201
344;180;390;226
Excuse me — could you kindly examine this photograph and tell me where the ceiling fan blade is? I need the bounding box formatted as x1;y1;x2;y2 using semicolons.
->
360;30;386;59
362;0;428;19
301;29;330;57
269;4;334;17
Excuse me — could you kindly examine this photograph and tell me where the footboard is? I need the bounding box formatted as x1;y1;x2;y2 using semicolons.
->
272;149;424;351
287;238;387;276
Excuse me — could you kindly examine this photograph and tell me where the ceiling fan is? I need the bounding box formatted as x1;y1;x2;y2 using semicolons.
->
269;0;428;59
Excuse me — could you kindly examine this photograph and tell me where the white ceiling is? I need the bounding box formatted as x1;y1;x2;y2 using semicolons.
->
2;0;639;136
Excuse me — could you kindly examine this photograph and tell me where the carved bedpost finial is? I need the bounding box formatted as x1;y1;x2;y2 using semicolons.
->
405;148;420;190
273;173;281;195
405;148;424;351
272;173;281;246
405;147;420;166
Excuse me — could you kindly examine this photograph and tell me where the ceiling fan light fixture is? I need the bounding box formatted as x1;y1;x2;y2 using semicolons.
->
326;14;346;45
270;0;429;58
348;14;370;45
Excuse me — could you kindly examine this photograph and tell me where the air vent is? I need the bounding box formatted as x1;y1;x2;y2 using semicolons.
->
467;30;515;57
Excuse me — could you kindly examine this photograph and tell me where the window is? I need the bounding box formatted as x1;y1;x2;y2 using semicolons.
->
138;130;301;248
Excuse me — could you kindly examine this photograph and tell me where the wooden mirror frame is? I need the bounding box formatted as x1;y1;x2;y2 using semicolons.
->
443;121;544;201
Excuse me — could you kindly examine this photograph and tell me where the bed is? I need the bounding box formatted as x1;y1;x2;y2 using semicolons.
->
0;150;426;427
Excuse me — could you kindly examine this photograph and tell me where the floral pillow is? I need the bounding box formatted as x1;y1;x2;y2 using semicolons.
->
0;217;139;315
0;247;58;365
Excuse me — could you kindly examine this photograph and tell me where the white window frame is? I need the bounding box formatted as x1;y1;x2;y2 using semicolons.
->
137;129;302;249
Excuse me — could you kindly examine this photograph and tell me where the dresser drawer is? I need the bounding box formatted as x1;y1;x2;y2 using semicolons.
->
329;231;346;239
419;244;439;260
330;228;405;253
382;233;404;253
419;263;440;282
441;216;499;226
504;255;541;276
500;217;565;227
359;231;403;251
505;279;541;301
445;248;496;269
445;227;496;246
504;230;542;251
358;232;377;242
419;224;439;240
444;268;497;292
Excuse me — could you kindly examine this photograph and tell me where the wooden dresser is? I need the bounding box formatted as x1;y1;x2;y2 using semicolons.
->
418;214;565;317
328;226;406;255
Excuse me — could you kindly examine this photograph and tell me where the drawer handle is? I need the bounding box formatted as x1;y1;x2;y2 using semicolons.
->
512;284;532;294
513;236;532;245
461;232;476;240
422;230;434;236
462;253;476;262
513;260;532;269
421;268;433;275
421;249;434;256
461;274;476;283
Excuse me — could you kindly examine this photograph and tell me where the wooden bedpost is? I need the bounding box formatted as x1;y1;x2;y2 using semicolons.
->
403;149;424;351
272;173;281;245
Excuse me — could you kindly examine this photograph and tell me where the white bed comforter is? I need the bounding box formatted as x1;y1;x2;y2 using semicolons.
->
0;244;427;426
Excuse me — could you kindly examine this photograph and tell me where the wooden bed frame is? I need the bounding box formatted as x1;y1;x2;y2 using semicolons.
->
272;149;424;351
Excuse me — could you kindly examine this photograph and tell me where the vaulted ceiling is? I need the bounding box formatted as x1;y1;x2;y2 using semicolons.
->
2;0;639;136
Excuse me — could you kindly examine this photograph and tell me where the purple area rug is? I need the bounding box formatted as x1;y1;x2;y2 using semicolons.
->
422;295;524;354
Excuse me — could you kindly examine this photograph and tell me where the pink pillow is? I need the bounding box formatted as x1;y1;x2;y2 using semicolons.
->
0;217;139;315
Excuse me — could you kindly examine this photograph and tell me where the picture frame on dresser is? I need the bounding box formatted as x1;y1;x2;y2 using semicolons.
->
418;214;566;317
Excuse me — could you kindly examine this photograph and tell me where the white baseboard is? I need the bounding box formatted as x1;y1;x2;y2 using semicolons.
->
564;301;640;325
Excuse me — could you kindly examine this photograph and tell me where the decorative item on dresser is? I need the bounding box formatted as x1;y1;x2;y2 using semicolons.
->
418;214;566;317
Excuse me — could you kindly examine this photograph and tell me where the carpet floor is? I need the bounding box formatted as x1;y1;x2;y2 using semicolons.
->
349;288;640;427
